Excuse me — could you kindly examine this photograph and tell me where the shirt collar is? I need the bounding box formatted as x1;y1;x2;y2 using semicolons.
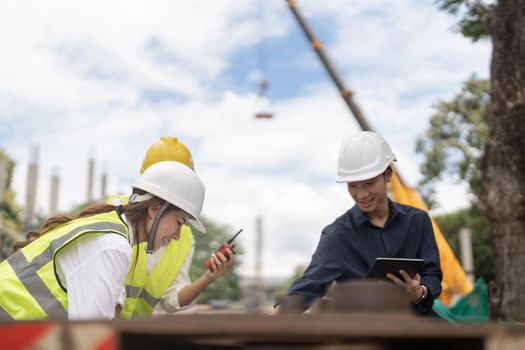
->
350;204;369;228
350;199;407;228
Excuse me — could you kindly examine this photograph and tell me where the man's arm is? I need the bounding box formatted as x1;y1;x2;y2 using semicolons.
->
415;212;443;314
282;228;343;310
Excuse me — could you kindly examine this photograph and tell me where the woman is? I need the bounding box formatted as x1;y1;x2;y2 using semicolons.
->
111;136;223;318
0;161;234;320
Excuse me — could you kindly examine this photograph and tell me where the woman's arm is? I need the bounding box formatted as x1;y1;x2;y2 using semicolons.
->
158;246;236;313
177;248;235;307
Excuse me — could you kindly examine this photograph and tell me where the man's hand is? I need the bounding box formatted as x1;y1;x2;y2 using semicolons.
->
269;305;281;316
386;270;425;303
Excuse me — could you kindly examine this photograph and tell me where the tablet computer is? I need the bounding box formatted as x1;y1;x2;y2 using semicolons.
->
365;257;424;280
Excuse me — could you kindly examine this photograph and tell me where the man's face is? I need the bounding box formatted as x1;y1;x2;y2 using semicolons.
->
347;170;391;213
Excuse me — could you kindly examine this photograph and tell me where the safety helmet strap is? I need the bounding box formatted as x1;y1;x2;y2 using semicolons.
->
146;201;170;254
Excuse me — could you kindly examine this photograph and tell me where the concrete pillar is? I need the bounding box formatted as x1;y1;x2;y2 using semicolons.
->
459;227;475;284
100;172;107;201
25;146;39;230
255;216;263;282
87;158;94;202
49;169;59;215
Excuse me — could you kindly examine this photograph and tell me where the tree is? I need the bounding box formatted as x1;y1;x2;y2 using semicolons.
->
434;207;493;281
437;0;492;41
416;76;489;204
437;0;525;321
0;150;23;261
416;77;494;285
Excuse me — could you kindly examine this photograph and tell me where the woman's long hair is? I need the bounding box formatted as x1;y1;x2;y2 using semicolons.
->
11;196;167;255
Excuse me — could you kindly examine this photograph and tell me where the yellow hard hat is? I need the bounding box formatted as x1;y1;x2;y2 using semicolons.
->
140;136;194;174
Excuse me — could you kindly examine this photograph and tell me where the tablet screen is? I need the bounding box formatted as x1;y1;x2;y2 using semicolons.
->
365;257;424;280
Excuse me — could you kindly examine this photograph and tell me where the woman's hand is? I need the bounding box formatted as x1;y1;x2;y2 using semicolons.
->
177;248;236;307
204;248;235;280
386;270;424;303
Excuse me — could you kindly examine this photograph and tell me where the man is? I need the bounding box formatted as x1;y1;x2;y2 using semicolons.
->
282;131;442;315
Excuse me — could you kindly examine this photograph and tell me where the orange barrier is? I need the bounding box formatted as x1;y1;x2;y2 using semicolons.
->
0;322;115;350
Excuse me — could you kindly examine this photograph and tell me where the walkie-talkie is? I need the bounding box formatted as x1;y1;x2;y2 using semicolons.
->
204;229;243;270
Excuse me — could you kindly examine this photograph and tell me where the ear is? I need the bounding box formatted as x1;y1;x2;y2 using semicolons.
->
384;167;393;182
147;203;161;220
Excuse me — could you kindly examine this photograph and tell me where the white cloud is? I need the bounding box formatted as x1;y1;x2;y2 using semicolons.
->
0;0;490;280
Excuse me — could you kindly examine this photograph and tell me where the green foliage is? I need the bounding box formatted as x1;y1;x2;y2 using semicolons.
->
416;76;490;204
434;206;494;281
189;217;243;303
436;0;492;41
417;77;493;281
0;150;23;261
0;231;14;261
0;150;22;225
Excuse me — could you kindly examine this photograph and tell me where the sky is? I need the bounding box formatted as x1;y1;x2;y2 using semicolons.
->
0;0;491;280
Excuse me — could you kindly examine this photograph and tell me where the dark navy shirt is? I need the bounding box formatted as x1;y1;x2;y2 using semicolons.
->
287;200;442;314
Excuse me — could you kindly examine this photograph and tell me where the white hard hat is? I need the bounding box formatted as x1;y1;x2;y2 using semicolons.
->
131;161;207;233
336;131;396;183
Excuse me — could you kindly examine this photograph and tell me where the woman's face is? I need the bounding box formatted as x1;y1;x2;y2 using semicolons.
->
146;204;191;251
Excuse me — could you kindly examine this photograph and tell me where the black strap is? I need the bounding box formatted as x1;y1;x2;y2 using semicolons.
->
146;201;171;254
116;204;124;214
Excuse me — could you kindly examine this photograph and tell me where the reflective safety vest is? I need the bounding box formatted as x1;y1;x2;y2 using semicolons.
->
105;195;194;319
120;225;192;319
0;211;129;320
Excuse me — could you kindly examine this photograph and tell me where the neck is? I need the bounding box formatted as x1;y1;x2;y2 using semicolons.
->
136;222;148;244
366;199;390;228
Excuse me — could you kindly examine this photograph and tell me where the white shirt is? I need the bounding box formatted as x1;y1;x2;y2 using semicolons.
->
55;224;132;320
107;196;195;313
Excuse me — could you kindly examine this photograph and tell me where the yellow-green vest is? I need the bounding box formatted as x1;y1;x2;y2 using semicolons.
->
120;226;192;319
106;195;193;319
0;211;129;320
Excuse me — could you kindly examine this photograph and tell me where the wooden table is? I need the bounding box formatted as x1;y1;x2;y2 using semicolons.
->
107;312;515;350
3;312;525;350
